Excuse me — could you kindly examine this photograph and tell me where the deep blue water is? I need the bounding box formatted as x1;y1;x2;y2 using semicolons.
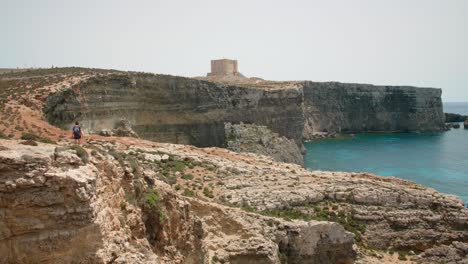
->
304;102;468;206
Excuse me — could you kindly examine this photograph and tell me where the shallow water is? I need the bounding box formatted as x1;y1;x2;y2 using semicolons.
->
304;128;468;206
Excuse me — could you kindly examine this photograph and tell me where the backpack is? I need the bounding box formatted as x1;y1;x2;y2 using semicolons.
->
73;126;81;137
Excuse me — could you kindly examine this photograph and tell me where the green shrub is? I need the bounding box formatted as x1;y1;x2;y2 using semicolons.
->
398;251;407;261
174;184;181;191
20;132;39;141
240;202;257;213
20;132;56;144
182;173;194;180
159;211;166;222
37;136;56;144
141;189;166;222
183;188;195;197
144;189;160;208
70;144;89;163
169;160;185;172
203;187;214;198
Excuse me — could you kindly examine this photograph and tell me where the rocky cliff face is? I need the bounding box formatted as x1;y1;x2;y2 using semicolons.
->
44;73;305;148
44;73;445;150
302;82;445;138
225;123;304;166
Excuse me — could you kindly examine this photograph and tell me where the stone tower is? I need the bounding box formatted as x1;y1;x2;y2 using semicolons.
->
207;59;241;77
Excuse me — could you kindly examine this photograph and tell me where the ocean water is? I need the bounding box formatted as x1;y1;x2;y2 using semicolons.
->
304;102;468;206
444;102;468;115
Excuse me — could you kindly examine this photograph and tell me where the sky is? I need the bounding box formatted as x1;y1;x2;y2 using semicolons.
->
1;0;467;101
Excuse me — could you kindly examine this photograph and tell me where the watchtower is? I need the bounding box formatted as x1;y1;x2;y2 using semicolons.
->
207;59;239;76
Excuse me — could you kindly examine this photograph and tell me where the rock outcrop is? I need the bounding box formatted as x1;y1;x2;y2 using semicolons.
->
0;142;104;263
302;82;445;138
419;242;468;263
125;138;465;262
225;122;304;166
0;139;356;264
445;113;468;123
112;118;139;138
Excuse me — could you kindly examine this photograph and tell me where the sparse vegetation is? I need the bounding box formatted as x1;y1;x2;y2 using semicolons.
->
109;149;124;166
20;132;56;144
203;187;214;198
128;156;141;177
20;139;38;146
144;189;160;208
398;251;408;261
142;189;165;222
236;201;366;243
183;188;195;197
70;144;89;163
182;173;194;180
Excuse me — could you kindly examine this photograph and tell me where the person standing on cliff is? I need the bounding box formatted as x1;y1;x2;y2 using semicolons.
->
72;121;83;144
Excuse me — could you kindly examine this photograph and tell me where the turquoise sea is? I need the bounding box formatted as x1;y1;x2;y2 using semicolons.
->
304;102;468;206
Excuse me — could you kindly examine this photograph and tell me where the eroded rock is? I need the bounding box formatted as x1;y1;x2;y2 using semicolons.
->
225;122;304;166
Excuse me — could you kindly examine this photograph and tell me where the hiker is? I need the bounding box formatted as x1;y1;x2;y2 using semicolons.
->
72;121;83;144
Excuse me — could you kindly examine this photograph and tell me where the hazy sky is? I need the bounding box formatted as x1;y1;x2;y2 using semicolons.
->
1;0;467;101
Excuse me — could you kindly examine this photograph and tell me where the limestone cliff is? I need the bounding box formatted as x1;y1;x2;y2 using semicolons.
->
44;73;305;148
43;72;445;151
302;82;445;138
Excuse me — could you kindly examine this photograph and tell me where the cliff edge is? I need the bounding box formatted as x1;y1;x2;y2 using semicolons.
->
1;137;466;263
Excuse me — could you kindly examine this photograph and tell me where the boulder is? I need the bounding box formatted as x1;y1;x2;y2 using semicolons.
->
465;120;468;129
99;129;113;137
112;119;138;138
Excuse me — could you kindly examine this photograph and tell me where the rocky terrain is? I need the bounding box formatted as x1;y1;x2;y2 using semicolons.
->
225;122;304;166
0;68;465;263
1;137;466;263
0;139;356;264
